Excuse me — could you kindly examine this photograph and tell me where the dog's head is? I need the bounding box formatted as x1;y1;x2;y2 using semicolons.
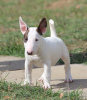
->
19;17;47;55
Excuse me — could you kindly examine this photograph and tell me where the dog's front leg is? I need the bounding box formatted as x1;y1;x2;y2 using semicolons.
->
24;60;33;85
42;61;51;89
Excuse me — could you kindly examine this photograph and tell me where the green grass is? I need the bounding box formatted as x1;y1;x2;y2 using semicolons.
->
0;0;87;63
0;80;86;100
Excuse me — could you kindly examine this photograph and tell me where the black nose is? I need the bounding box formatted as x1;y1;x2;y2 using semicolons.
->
27;51;32;55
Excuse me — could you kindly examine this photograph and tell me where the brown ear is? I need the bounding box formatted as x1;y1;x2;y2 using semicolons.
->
37;18;47;35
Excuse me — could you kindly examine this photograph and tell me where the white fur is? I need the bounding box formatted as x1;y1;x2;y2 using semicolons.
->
19;17;73;89
49;19;57;37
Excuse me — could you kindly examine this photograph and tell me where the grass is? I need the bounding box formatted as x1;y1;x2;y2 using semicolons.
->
0;0;87;63
0;80;86;100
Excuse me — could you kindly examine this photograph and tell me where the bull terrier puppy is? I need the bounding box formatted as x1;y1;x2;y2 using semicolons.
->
19;17;73;89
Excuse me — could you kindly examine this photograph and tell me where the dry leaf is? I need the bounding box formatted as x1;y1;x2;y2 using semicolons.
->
59;93;64;98
4;96;11;99
76;4;82;8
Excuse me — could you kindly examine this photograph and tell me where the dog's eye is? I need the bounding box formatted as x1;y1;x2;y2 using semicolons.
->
35;38;38;41
25;38;28;41
24;38;28;43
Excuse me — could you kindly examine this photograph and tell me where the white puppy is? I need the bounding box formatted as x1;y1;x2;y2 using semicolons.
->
19;17;73;89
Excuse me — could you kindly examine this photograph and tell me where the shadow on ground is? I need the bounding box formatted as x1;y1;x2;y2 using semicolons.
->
51;79;87;91
0;60;25;71
0;59;38;71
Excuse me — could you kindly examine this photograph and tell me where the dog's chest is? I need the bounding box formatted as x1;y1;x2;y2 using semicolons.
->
26;55;43;67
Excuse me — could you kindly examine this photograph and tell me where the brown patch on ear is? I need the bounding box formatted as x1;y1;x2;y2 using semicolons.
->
24;27;29;43
37;18;47;35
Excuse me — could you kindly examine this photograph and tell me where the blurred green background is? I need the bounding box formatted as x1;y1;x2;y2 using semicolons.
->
0;0;87;64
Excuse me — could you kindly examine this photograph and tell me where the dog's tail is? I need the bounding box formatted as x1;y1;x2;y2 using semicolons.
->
49;19;57;37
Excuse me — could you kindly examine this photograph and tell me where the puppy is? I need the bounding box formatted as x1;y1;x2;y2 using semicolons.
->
19;17;73;89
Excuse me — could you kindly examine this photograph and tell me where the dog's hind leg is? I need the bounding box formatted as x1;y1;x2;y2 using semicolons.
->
61;54;73;83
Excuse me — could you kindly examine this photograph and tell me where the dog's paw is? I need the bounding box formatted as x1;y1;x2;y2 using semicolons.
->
65;75;73;83
43;82;50;89
38;73;45;83
24;80;29;85
39;77;44;83
39;74;50;89
65;79;73;83
24;80;33;85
